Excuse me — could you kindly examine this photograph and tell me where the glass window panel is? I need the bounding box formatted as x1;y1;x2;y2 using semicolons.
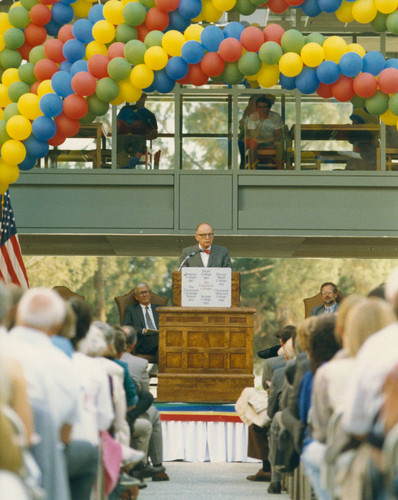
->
182;138;229;170
182;97;229;134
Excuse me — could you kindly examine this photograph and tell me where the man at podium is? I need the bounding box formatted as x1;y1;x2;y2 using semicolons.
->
179;222;231;268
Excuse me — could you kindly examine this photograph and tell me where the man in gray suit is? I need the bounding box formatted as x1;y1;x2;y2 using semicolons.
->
179;222;231;268
121;325;150;393
310;282;339;316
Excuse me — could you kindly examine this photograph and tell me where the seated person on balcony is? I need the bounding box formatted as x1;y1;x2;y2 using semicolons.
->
117;93;158;169
238;96;257;169
346;111;377;171
245;95;283;170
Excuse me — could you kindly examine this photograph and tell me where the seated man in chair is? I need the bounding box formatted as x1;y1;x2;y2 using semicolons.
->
245;95;283;170
122;282;160;357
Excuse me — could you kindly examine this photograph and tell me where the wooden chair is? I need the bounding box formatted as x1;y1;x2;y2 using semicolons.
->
52;286;85;302
303;290;344;318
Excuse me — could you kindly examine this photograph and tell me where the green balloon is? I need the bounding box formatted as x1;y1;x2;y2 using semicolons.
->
0;120;11;145
80;111;96;124
144;30;163;48
115;23;137;44
366;90;389;115
123;2;147;27
124;40;146;65
18;62;37;85
238;52;261;76
0;49;22;69
388;93;398;115
8;6;30;29
3;103;19;121
351;95;366;108
139;0;155;7
4;28;25;50
281;29;305;54
87;95;109;116
222;63;244;85
211;74;225;83
386;11;398;34
95;78;120;103
249;0;266;6
8;81;30;102
371;12;388;32
20;0;39;10
29;46;45;65
235;0;257;15
107;57;131;81
305;33;325;45
259;41;283;65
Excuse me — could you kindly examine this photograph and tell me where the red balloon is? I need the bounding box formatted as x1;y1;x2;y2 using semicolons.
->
331;75;355;102
317;82;333;98
58;24;74;43
30;81;39;94
55;113;80;137
72;71;97;96
218;38;242;63
286;0;305;5
240;27;264;52
107;42;125;60
48;129;66;146
24;23;47;47
38;0;58;5
44;39;65;63
200;52;225;77
29;4;51;25
33;59;58;81
186;63;208;86
155;0;179;11
353;72;377;98
263;24;285;44
87;54;109;79
63;94;88;120
18;41;32;61
136;23;149;42
377;68;398;95
266;0;289;13
145;7;169;32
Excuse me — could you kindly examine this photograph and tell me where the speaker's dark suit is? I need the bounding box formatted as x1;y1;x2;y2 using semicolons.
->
123;303;159;355
179;244;231;268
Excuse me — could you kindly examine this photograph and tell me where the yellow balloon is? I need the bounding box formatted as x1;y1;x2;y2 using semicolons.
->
130;64;154;89
103;0;124;25
118;78;142;103
6;114;32;140
86;41;108;59
110;93;125;106
256;64;280;88
375;0;398;13
336;0;354;22
1;139;26;165
0;13;12;34
0;159;19;184
212;0;236;10
346;43;366;57
381;109;398;125
144;46;168;71
0;84;11;108
352;0;377;23
201;0;223;22
2;68;19;87
92;20;116;44
323;36;347;63
162;30;185;57
184;24;203;42
0;109;4;120
38;80;54;98
18;93;42;120
0;36;5;52
301;43;324;67
73;0;91;18
0;183;9;195
278;52;303;78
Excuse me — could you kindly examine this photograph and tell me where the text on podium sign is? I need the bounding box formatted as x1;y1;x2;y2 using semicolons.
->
181;267;232;307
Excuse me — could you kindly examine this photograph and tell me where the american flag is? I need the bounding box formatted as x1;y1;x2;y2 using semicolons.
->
0;190;29;290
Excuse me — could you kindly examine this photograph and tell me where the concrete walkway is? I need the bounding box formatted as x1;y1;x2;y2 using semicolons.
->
138;462;290;500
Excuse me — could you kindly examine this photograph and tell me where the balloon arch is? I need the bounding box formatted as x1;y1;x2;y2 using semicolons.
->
0;0;396;189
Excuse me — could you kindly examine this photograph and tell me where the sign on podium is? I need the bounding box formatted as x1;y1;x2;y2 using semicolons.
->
181;267;231;307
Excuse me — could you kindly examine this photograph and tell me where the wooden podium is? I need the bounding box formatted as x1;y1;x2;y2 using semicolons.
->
156;271;255;403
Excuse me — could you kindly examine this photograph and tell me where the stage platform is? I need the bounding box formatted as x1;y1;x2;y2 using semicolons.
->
156;403;255;463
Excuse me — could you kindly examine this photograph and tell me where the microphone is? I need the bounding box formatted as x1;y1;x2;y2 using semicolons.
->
178;249;202;271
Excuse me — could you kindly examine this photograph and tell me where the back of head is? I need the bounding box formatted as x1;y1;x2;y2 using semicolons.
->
296;316;318;353
335;294;363;340
309;315;340;372
276;325;296;344
57;301;77;340
113;327;127;356
16;287;66;334
0;282;11;326
92;320;116;358
385;267;398;317
123;325;137;347
78;324;107;357
69;298;92;346
4;284;23;330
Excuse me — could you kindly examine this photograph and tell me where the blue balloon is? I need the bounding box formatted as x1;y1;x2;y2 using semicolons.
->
143;83;155;93
200;25;223;52
385;58;398;69
88;4;104;24
63;39;86;63
181;40;204;64
316;60;340;84
153;70;175;94
32;116;56;141
279;73;296;90
51;2;74;25
362;51;385;75
223;22;244;40
318;0;342;12
339;52;363;77
301;0;322;15
59;61;72;73
18;155;36;171
168;9;190;31
39;93;63;117
71;60;88;76
296;67;320;94
72;19;94;44
178;0;202;19
24;136;49;159
51;71;73;98
166;56;188;80
44;19;61;37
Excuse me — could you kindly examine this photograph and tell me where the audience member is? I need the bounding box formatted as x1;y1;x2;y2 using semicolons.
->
121;325;150;393
238;96;257;169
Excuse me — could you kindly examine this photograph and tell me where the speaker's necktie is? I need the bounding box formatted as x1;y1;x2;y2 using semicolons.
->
145;306;156;330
